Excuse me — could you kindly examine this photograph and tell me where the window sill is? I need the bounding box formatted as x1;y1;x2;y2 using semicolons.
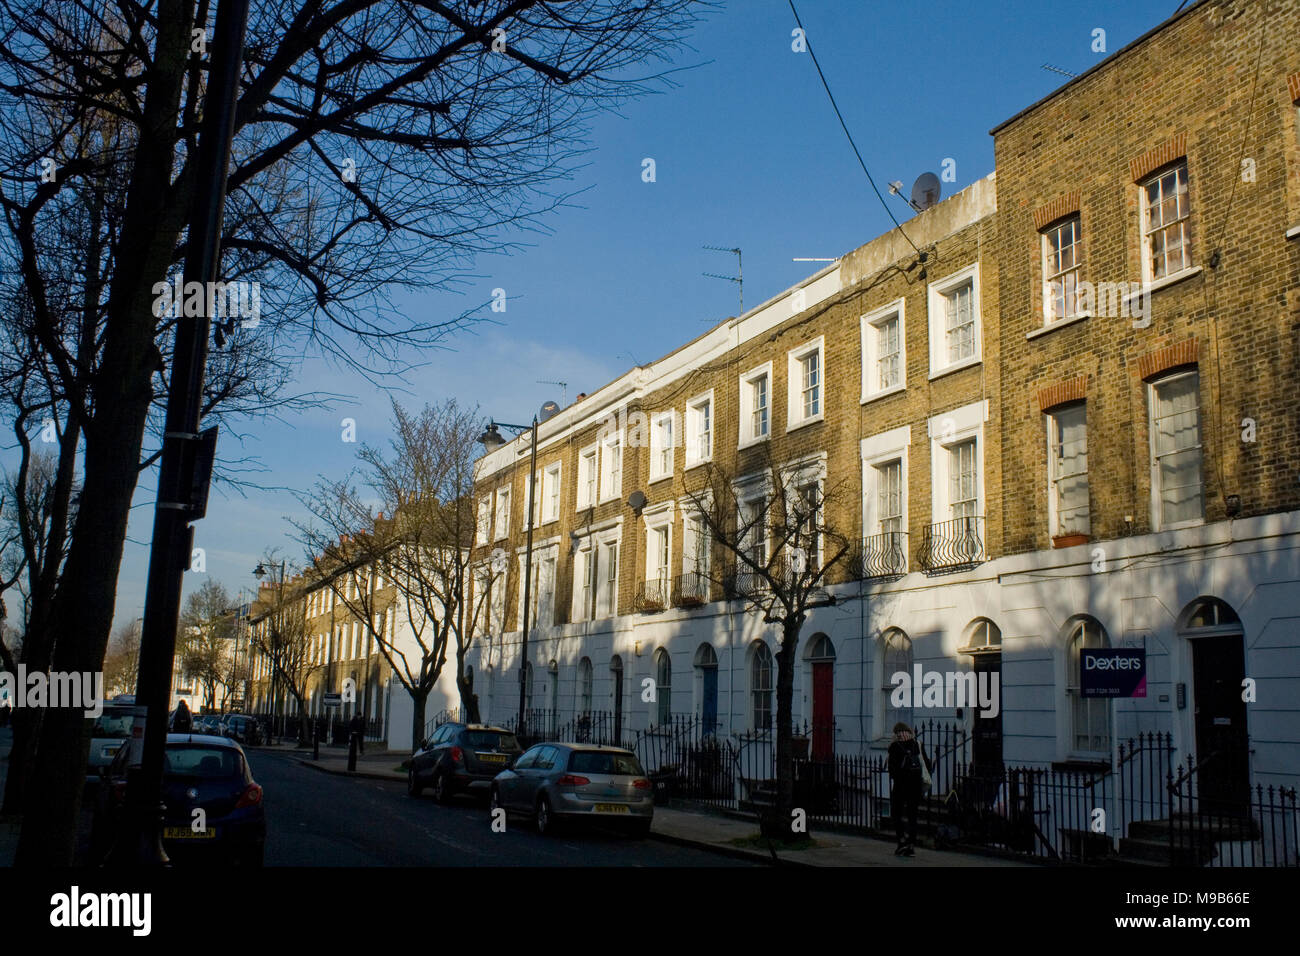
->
785;413;824;434
684;456;713;471
738;434;770;451
648;472;673;485
1287;224;1300;241
1126;266;1203;306
928;355;981;381
1027;312;1090;340
861;383;906;405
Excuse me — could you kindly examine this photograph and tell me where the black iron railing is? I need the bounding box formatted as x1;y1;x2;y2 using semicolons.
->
859;531;908;578
671;571;710;608
1166;753;1299;866
919;516;984;572
634;577;670;612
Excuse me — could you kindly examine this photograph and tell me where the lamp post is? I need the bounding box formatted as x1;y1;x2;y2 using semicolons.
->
253;561;286;739
478;419;538;740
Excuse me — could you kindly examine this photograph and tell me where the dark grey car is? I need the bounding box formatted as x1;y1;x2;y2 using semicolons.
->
409;723;522;803
490;743;654;837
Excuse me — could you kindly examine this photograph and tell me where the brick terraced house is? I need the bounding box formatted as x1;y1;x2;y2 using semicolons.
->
458;0;1300;862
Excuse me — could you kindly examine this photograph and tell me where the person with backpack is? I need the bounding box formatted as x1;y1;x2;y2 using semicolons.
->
887;721;929;856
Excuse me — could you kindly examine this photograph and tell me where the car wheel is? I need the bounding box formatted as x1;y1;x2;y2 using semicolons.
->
432;771;453;805
407;768;423;797
535;795;554;835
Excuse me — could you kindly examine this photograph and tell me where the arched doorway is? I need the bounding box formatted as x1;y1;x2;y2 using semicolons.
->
694;644;719;735
1180;597;1249;812
610;655;624;741
805;634;835;761
961;619;1003;777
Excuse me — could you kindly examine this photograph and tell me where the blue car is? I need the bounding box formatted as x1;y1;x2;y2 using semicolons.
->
91;733;266;866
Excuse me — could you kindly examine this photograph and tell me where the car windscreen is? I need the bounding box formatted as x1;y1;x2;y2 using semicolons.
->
90;709;136;739
464;731;518;751
164;745;242;778
567;751;645;776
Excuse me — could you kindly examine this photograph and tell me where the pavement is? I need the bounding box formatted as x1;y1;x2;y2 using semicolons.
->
289;742;1031;868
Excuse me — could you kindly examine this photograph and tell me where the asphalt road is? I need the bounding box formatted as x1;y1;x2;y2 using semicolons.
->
249;749;756;867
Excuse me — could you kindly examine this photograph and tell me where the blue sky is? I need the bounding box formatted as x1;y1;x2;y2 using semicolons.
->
109;0;1177;627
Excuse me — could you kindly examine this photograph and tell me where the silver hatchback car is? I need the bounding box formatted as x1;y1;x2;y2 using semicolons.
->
490;743;654;838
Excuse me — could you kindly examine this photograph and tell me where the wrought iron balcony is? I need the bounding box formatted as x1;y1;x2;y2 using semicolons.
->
859;531;908;579
634;577;670;612
671;571;710;608
919;516;985;572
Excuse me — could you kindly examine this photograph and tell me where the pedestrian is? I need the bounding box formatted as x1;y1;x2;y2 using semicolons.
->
887;721;928;856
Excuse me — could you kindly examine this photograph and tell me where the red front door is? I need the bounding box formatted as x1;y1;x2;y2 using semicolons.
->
811;661;834;761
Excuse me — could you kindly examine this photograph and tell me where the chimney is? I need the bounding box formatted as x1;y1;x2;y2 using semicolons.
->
575;392;587;403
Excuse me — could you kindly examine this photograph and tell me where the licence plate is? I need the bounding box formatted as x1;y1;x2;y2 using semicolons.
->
593;803;628;814
163;827;218;840
102;745;121;758
478;753;506;763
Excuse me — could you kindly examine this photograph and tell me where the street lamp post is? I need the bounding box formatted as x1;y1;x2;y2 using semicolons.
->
253;561;286;740
478;419;538;740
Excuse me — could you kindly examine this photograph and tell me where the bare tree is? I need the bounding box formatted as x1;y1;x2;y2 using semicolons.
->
103;619;143;699
178;579;236;711
0;0;703;863
296;398;497;747
680;446;854;838
247;558;319;746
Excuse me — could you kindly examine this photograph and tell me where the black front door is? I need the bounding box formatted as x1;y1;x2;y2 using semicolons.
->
971;652;1003;777
1191;635;1250;811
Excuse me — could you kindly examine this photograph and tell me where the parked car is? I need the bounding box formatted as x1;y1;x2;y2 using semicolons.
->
490;743;653;837
90;732;266;866
408;723;522;804
85;704;139;797
223;714;262;746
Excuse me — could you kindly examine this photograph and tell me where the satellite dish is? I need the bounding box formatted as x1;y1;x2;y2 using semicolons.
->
910;173;941;212
538;400;560;423
627;491;647;515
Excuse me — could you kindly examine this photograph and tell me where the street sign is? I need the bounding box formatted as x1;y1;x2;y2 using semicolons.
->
322;693;342;707
1081;648;1147;698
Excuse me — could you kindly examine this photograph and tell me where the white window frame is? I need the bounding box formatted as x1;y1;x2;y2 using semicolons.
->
786;336;825;431
781;453;827;572
517;541;559;632
861;425;911;559
927;262;982;379
598;430;624;504
596;536;620;618
542;461;562;524
572;545;594;623
1140;161;1193;284
493;486;511;541
1046;402;1090;537
733;472;773;571
738;361;773;448
644;510;672;595
576;444;597;511
861;298;906;402
476;495;492;545
649;411;677;483
1148;370;1205;531
685;390;714;468
1041;215;1084;324
928;401;987;527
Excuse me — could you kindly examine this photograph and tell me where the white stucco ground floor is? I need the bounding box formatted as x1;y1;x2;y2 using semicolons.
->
441;511;1300;805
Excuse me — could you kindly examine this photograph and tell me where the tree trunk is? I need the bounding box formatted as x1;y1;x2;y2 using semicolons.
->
0;708;38;817
773;617;802;838
411;689;428;751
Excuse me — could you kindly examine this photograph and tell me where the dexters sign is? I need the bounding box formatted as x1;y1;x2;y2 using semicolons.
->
1081;648;1147;698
